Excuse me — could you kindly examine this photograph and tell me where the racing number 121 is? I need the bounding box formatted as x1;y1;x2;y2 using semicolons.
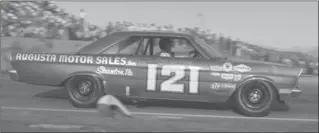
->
146;64;200;94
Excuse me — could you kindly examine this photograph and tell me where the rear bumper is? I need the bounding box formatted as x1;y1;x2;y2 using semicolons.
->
8;69;19;81
279;86;302;100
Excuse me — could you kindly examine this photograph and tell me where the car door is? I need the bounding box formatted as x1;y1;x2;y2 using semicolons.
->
134;37;219;102
106;35;235;103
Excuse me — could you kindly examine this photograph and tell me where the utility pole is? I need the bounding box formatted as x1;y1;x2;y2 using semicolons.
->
79;9;86;36
196;12;205;31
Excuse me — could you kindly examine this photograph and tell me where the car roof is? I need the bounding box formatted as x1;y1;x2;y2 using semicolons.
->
77;31;197;54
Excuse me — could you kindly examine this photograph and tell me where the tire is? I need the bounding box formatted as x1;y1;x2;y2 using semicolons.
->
233;80;275;117
65;75;105;108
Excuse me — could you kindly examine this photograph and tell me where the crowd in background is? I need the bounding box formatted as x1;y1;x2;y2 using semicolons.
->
1;1;317;74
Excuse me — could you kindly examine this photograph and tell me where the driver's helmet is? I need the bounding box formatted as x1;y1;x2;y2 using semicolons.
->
159;38;172;51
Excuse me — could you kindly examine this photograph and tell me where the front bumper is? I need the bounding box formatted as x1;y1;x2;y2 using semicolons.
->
279;86;302;100
291;86;302;97
8;69;19;81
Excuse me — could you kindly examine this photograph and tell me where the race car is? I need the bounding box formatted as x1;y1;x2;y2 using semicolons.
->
8;31;303;117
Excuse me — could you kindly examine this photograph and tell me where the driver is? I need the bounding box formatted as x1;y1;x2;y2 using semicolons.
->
156;38;174;57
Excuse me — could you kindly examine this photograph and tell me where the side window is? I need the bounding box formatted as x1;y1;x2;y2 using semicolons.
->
101;42;120;54
170;38;202;58
153;38;161;55
148;37;202;58
136;38;151;56
118;37;142;55
171;38;196;58
101;36;203;58
101;36;142;55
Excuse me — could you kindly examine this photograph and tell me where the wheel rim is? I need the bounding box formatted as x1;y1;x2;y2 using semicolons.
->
70;78;97;103
78;81;92;96
248;89;263;103
240;83;270;110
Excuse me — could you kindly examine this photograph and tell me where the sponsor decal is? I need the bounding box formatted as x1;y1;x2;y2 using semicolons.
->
221;83;236;89
96;66;133;76
15;53;57;62
211;83;221;90
211;83;236;90
233;64;251;73
210;65;223;71
222;62;233;72
210;72;221;76
221;73;234;80
95;56;127;65
234;74;242;81
127;60;137;66
14;53;137;66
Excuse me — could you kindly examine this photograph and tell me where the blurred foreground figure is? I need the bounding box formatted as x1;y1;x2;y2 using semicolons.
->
97;95;133;118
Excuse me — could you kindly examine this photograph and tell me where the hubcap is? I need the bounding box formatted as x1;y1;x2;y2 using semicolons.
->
78;81;92;96
248;89;263;103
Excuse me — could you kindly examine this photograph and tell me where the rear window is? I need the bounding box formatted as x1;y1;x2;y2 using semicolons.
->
100;36;143;55
77;33;127;54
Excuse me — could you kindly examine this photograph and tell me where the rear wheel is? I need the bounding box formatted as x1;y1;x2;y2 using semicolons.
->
65;75;104;108
233;80;274;117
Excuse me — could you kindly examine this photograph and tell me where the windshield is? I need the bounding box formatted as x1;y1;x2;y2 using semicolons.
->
193;36;224;58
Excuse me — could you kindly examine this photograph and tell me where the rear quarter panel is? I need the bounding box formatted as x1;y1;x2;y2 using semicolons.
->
12;62;96;86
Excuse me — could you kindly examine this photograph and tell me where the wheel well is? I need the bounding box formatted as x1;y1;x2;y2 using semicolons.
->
60;77;72;86
60;74;105;88
228;79;280;102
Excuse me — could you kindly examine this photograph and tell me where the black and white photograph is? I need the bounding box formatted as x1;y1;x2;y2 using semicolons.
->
0;0;318;132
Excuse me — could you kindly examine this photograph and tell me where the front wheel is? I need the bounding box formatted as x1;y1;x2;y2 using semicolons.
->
233;80;275;117
65;75;104;108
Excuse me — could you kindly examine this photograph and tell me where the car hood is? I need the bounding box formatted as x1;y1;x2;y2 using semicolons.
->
226;57;303;77
227;57;290;67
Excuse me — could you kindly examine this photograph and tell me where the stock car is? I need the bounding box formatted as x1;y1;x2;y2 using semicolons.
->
8;31;303;117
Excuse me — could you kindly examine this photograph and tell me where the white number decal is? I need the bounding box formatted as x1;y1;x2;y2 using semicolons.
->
147;64;157;91
146;64;200;94
188;66;200;94
161;65;186;93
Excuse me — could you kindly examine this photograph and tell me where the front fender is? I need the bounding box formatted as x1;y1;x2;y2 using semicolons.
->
232;76;279;99
237;76;278;90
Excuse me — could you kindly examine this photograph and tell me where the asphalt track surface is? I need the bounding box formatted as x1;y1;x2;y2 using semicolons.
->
0;75;318;132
